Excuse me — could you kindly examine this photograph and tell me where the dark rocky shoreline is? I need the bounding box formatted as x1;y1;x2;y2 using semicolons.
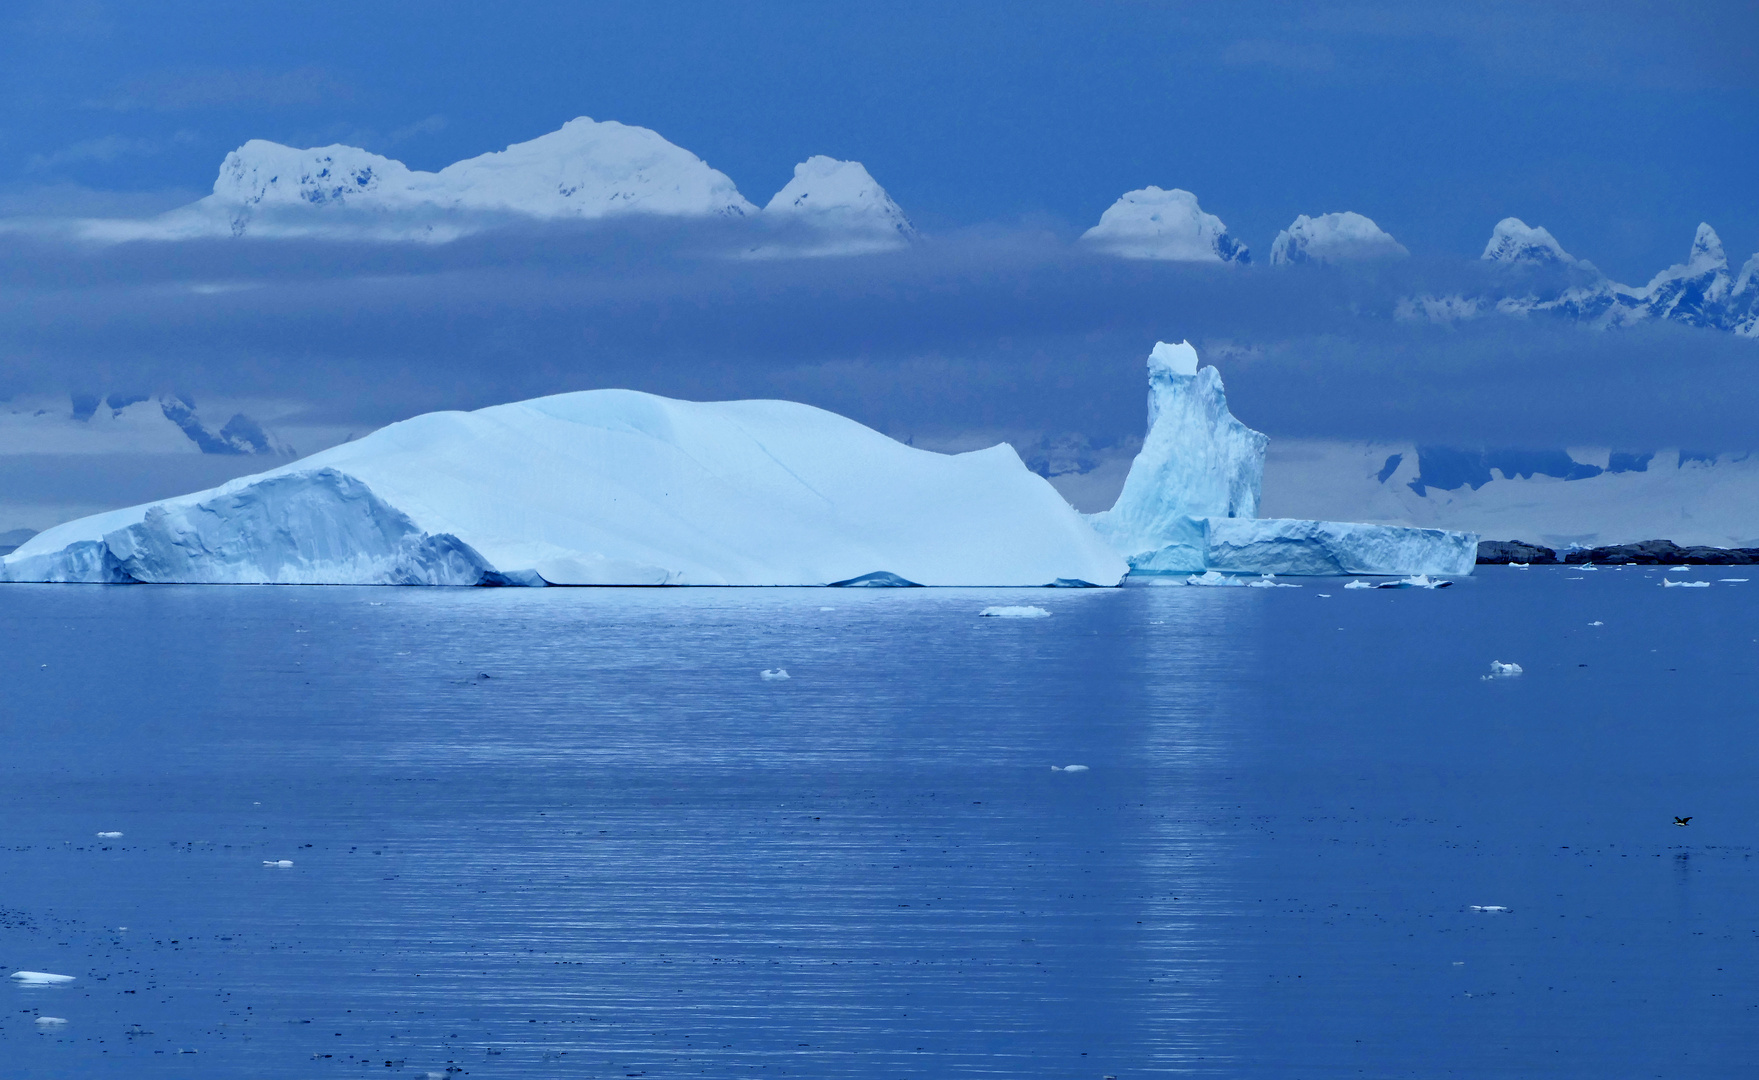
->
1478;539;1759;565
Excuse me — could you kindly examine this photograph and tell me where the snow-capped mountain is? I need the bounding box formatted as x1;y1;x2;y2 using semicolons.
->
1269;212;1407;265
0;393;290;456
1405;220;1759;338
758;156;916;255
1480;217;1589;268
1080;187;1250;263
78;118;918;255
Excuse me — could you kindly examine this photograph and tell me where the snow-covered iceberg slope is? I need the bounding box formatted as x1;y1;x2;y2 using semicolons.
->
1088;342;1477;576
1;390;1126;587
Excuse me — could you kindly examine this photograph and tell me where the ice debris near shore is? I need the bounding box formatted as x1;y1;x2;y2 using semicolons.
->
1088;342;1478;576
2;390;1126;587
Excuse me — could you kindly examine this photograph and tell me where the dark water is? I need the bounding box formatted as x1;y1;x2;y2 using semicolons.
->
1;567;1754;1078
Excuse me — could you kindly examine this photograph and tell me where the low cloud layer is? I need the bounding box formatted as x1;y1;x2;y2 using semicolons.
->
0;221;1754;457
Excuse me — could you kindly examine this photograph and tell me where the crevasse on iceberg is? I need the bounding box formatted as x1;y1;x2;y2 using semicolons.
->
1;390;1127;587
1088;341;1478;576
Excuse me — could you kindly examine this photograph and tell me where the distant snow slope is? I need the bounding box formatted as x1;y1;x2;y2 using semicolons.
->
0;393;289;456
1080;188;1249;263
2;389;1126;587
1481;217;1587;268
1261;440;1759;548
1269;212;1407;265
757;156;916;256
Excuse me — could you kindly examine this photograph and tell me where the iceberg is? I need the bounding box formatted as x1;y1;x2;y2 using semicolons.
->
1270;212;1408;266
1089;342;1478;577
1080;188;1249;263
2;390;1126;588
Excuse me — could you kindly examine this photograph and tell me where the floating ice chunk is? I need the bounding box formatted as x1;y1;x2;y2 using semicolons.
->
10;972;74;985
1577;565;1598;571
1468;905;1511;913
1667;565;1691;572
1185;570;1242;587
1589;620;1604;626
1378;574;1451;589
1245;573;1301;588
1662;579;1710;588
760;668;791;681
979;605;1051;618
1511;562;1530;569
1317;593;1331;597
263;859;294;868
1487;661;1523;677
96;831;122;838
1343;579;1376;589
1720;578;1749;582
34;1016;67;1025
1051;764;1090;772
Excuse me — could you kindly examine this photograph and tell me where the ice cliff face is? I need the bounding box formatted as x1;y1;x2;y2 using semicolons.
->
1087;342;1478;576
1269;212;1407;265
1409;219;1758;338
2;389;1126;587
1080;188;1250;263
759;156;916;255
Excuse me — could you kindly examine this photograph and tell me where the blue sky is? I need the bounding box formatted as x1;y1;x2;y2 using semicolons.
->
5;1;1755;278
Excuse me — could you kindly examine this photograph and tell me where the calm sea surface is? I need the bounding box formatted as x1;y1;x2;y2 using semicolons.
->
1;568;1755;1078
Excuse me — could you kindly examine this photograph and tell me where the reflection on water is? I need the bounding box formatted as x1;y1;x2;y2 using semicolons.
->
1;569;1754;1077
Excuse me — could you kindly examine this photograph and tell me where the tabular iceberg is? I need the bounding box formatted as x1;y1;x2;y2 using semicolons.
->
2;390;1126;588
1088;341;1478;576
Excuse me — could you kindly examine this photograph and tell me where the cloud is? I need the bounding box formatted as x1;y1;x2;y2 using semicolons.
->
0;221;1753;461
387;114;447;144
86;66;356;111
24;130;197;172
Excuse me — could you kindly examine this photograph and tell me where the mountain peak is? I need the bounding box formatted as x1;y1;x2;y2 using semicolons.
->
1270;212;1407;265
758;156;916;254
1482;217;1580;266
1686;222;1728;272
1080;187;1249;264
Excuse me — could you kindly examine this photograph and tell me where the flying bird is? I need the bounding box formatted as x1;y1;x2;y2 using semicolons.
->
1674;816;1691;827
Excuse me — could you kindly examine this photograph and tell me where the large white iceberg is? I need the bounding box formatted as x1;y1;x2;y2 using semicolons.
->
1;390;1126;587
1088;342;1478;576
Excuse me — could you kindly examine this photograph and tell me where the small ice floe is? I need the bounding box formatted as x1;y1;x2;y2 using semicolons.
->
96;831;122;839
1317;593;1332;598
263;859;294;868
1577;564;1598;571
1246;574;1301;588
35;1016;67;1026
819;606;834;611
979;605;1052;618
1720;578;1750;583
1511;562;1530;569
1051;764;1090;772
1662;579;1709;588
1668;565;1691;572
1468;905;1511;913
1589;621;1604;626
1486;661;1523;677
10;972;75;985
760;668;790;681
1185;570;1242;587
1343;579;1376;590
1378;574;1450;589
